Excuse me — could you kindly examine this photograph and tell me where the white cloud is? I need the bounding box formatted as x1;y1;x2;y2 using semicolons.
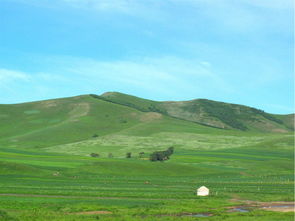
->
171;0;293;10
239;0;293;10
44;55;233;97
0;69;31;82
61;0;134;12
11;0;292;34
0;56;233;102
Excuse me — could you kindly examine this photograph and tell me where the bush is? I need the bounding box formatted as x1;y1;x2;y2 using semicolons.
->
0;210;18;221
139;152;145;158
90;153;99;158
150;147;174;162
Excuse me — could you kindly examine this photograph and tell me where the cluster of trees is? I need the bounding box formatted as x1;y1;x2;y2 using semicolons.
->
90;152;146;159
198;100;248;131
250;108;283;124
149;147;174;162
90;148;174;162
90;153;113;158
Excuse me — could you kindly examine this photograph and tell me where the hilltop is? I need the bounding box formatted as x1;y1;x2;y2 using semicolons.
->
100;92;293;132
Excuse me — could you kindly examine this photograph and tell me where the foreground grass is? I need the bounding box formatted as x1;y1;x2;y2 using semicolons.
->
1;195;294;221
0;133;294;221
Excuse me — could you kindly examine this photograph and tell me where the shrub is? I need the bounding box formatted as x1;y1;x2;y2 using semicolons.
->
139;152;145;158
150;147;174;162
90;153;99;158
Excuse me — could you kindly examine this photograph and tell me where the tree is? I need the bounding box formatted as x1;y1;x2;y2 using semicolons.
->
149;147;175;162
150;151;165;161
90;153;99;157
167;146;174;155
126;152;132;158
92;134;99;138
108;153;113;158
139;152;145;158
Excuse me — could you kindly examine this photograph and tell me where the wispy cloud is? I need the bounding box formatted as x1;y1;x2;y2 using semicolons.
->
0;69;31;82
13;0;293;30
61;0;140;12
0;55;233;101
48;55;233;98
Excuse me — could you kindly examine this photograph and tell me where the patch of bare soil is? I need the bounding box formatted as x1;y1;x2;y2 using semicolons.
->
140;112;162;122
258;202;295;212
156;212;213;217
41;100;57;108
68;103;90;121
230;197;294;212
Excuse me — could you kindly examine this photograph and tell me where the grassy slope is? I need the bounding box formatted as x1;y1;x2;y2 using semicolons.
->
0;93;294;220
0;94;234;150
275;114;295;130
101;92;293;132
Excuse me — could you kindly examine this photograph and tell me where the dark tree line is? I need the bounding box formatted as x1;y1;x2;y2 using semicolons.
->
89;148;174;161
149;147;174;162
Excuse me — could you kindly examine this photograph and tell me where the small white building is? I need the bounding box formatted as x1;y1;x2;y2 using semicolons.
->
197;186;209;196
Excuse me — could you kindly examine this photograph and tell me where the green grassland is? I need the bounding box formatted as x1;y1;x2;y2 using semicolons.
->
0;93;294;220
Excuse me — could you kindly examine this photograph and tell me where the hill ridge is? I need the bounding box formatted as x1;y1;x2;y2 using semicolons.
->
98;92;294;132
0;92;293;151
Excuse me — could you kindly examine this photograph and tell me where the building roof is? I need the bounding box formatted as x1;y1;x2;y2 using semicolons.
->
198;186;209;191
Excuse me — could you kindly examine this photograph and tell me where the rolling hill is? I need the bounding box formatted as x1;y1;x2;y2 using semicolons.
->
0;94;218;149
0;92;293;152
100;92;293;132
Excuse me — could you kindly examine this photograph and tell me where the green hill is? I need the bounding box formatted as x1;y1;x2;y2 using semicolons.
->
101;92;293;132
0;94;220;149
0;92;293;153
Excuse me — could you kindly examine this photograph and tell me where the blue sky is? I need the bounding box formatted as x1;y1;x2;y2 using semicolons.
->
0;0;293;114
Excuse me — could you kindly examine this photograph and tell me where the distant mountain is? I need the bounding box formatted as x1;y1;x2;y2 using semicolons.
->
0;92;293;149
100;92;294;132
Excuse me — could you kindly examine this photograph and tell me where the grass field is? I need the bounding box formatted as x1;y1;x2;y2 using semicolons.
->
0;133;294;220
0;95;294;220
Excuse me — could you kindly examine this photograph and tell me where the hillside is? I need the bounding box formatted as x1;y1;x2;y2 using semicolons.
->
0;92;293;153
101;92;294;132
0;94;221;149
0;93;294;221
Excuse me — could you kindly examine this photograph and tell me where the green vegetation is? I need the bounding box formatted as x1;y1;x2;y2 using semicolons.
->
99;92;293;132
0;92;293;220
90;153;99;158
150;147;174;161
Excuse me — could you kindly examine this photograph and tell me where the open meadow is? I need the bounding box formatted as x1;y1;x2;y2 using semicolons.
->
0;133;294;220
